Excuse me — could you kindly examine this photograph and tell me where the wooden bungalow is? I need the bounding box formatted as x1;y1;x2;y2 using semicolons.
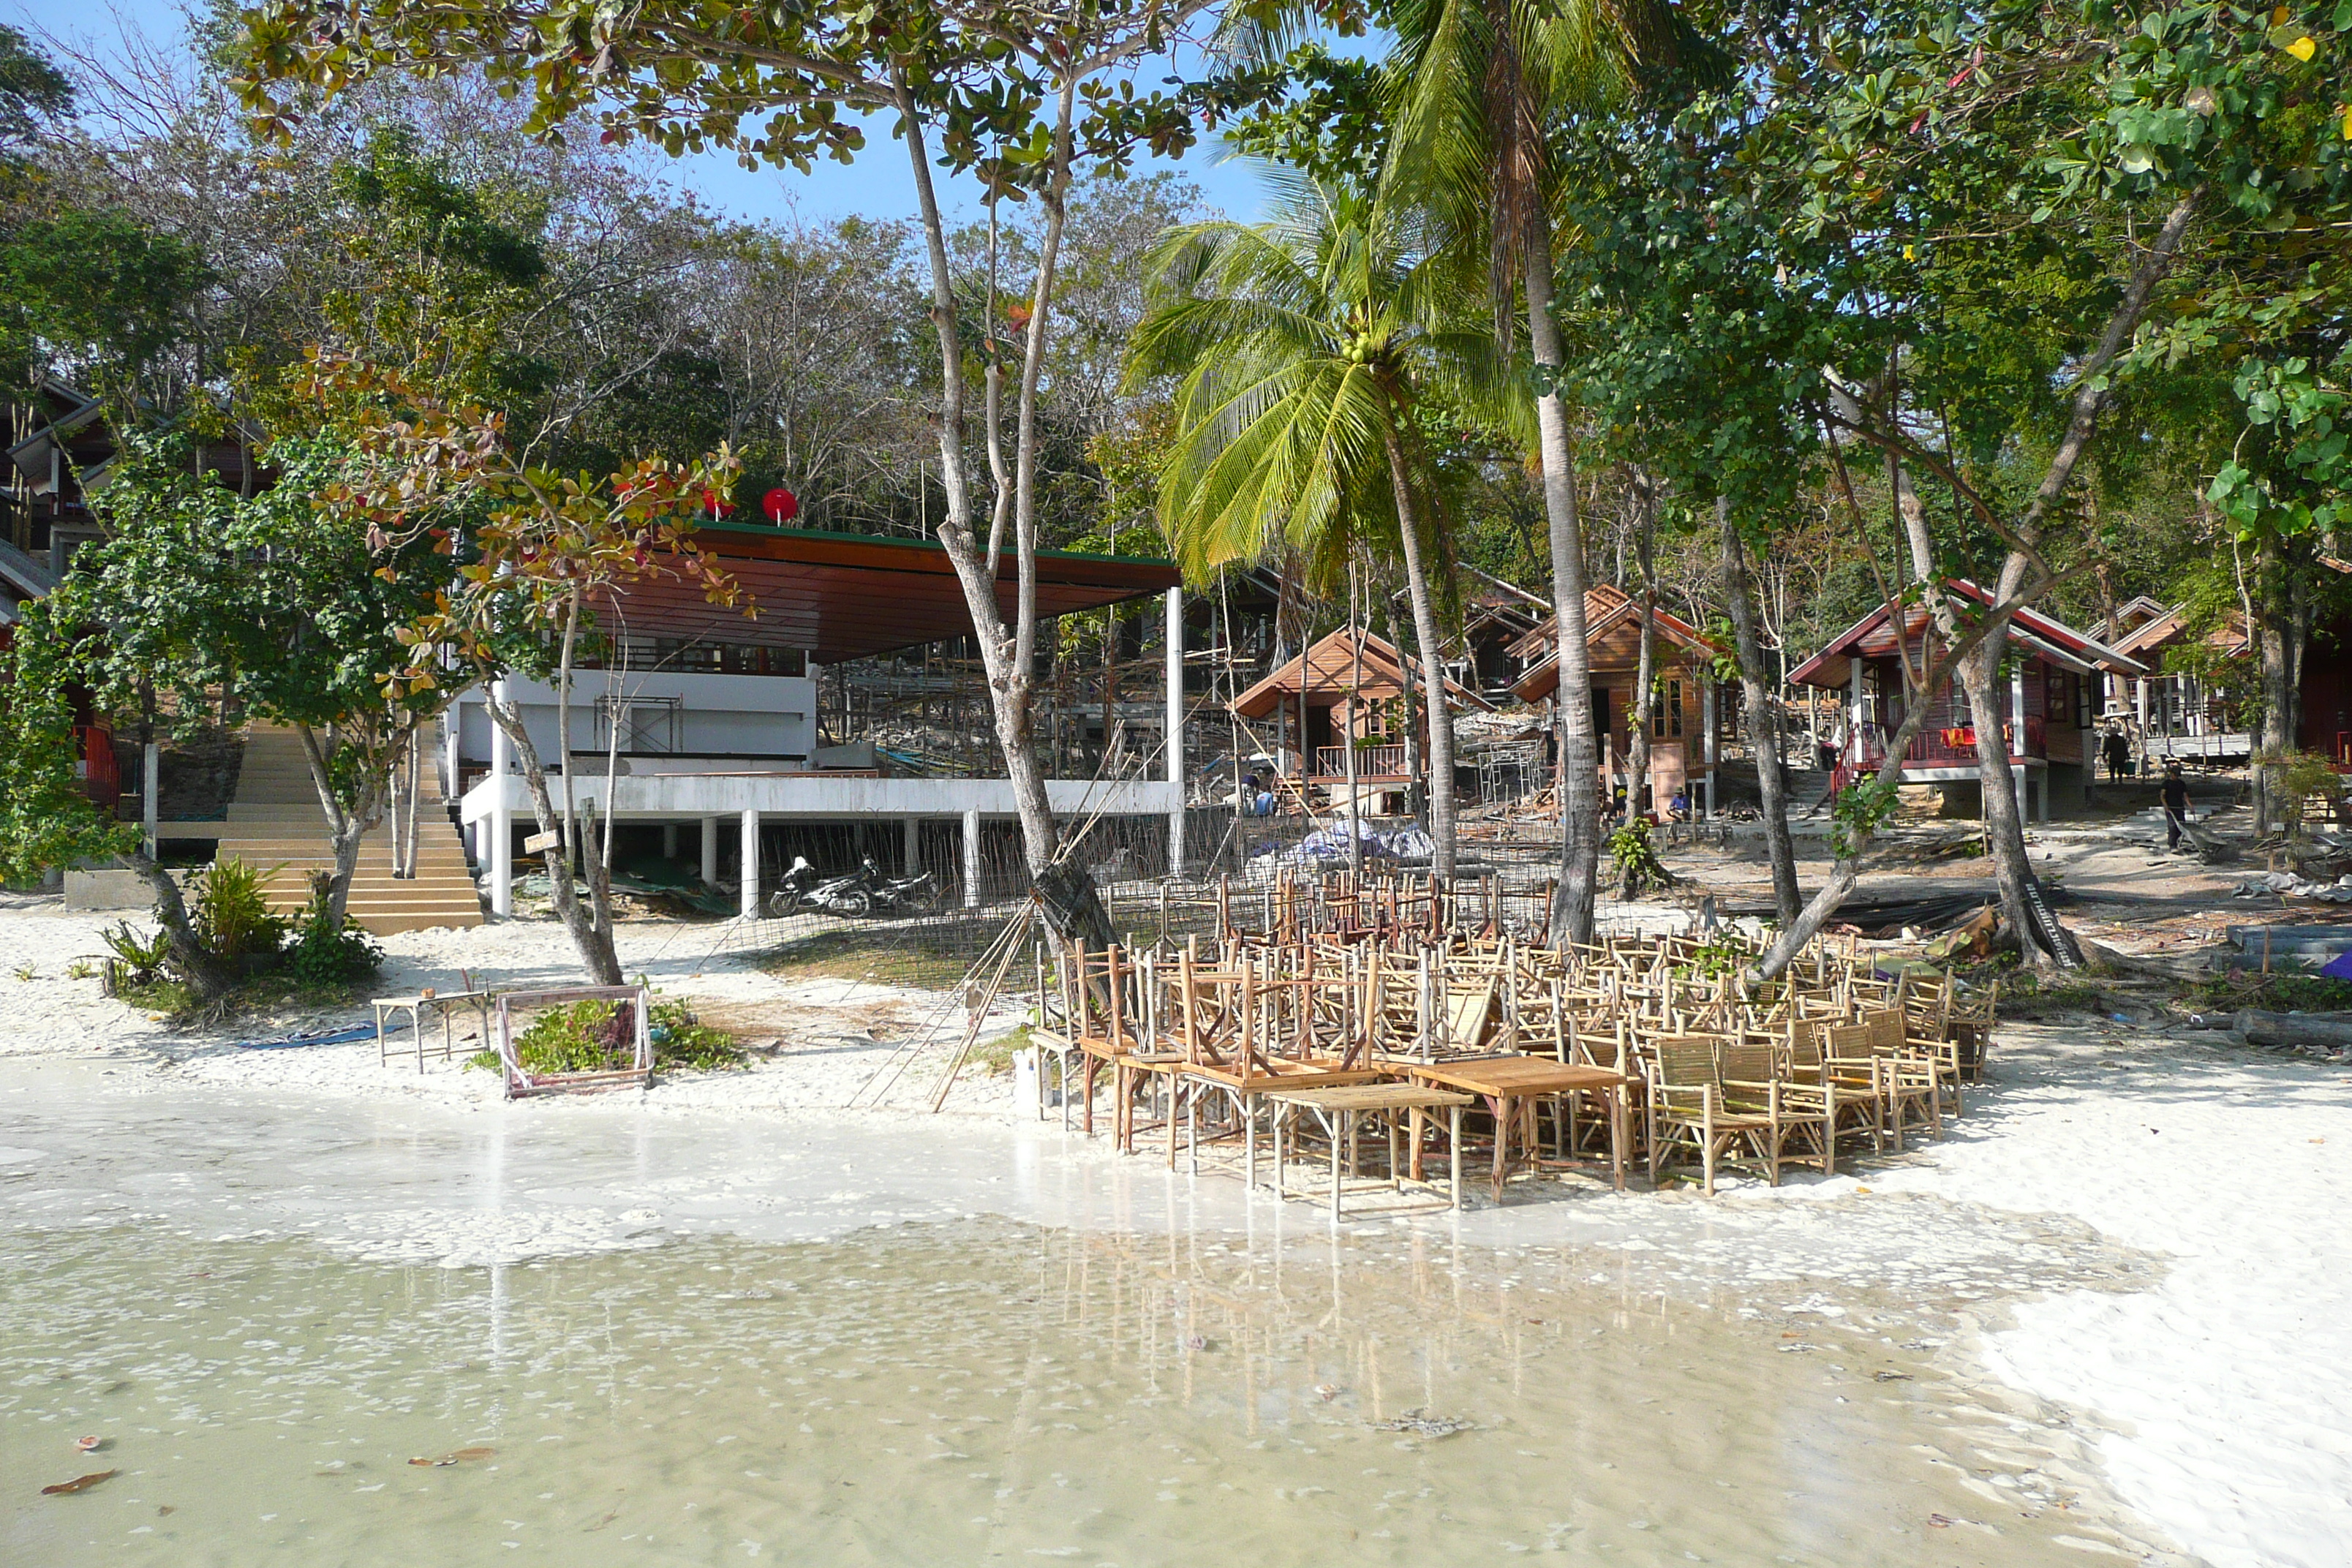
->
1507;584;1730;817
1787;582;2145;821
1229;628;1494;810
2104;600;2254;766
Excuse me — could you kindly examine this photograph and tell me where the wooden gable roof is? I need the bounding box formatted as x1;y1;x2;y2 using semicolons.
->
1507;584;1729;701
1230;628;1495;720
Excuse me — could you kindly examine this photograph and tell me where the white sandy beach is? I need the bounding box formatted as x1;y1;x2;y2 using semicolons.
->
2;893;2348;1568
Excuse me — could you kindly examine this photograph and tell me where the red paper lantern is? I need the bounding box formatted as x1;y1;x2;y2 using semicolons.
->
703;488;736;518
762;486;799;525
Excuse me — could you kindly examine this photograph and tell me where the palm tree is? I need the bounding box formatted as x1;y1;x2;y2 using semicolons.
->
1385;0;1715;940
1127;178;1514;881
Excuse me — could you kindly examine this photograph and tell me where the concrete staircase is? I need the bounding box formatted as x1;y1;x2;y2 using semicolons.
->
212;725;485;935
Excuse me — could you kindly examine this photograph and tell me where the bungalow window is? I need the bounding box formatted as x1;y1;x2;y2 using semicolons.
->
1651;679;1684;739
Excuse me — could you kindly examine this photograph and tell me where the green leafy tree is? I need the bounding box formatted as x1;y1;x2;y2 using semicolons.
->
0;598;225;998
302;353;743;985
235;0;1352;946
55;429;461;921
1128;178;1516;878
1384;0;1720;943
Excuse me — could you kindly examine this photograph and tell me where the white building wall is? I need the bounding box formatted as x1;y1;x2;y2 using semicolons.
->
453;671;818;770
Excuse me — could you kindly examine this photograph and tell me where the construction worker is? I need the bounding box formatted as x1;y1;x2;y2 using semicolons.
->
2160;761;2193;853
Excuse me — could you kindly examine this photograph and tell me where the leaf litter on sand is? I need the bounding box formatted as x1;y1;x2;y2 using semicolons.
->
42;1470;120;1496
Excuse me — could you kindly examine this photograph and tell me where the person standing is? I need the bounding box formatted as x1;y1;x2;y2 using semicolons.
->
2103;725;2132;782
2160;761;2193;852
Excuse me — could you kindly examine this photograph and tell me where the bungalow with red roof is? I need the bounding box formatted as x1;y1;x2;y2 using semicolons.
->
1787;583;2146;821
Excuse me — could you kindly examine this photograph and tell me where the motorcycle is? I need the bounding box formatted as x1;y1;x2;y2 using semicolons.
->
768;856;943;919
762;856;821;919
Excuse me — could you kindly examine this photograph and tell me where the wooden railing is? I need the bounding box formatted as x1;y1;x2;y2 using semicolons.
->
1313;743;1409;777
1902;713;2046;765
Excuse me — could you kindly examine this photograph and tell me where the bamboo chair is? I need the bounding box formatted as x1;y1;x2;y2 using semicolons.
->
1792;1017;1883;1157
1646;1033;1803;1195
1865;1003;1960;1120
1830;1019;1937;1146
1717;1041;1836;1183
1948;979;1999;1083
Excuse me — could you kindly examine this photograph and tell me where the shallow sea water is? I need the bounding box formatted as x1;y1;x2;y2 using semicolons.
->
4;1215;2162;1567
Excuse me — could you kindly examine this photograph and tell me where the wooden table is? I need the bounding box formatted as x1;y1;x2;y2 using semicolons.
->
1262;1084;1476;1218
1405;1057;1628;1201
372;990;494;1074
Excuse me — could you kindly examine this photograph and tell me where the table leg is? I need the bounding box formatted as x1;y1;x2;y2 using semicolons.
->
1330;1109;1343;1221
1186;1085;1197;1175
1245;1093;1256;1190
1389;1113;1401;1193
1609;1084;1626;1191
1490;1094;1509;1204
1272;1104;1284;1198
1450;1105;1463;1210
1409;1107;1425;1184
1167;1074;1178;1170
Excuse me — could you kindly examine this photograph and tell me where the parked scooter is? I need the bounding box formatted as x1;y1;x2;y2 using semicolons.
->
763;856;821;919
768;856;943;919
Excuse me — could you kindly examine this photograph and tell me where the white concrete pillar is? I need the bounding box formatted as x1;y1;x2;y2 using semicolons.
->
700;815;719;886
142;740;159;859
739;809;760;921
489;679;513;916
443;696;461;802
662;822;679;859
1848;658;1865;738
962;809;981;910
1166;586;1185;875
903;815;920;875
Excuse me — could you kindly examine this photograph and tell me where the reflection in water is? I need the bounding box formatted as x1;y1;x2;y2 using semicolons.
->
1;1220;2160;1566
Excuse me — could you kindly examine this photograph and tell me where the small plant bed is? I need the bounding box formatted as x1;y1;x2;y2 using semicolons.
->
102;859;382;1025
465;992;745;1077
2174;970;2352;1018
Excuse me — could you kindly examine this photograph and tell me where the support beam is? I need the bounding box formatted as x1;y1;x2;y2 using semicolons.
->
739;808;760;921
904;815;920;875
962;809;981;910
489;679;513;917
1166;586;1185;875
662;822;679;859
700;815;719;886
442;698;461;804
142;741;159;860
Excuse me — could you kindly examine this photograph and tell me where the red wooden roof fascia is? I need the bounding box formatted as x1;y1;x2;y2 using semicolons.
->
594;527;1180;666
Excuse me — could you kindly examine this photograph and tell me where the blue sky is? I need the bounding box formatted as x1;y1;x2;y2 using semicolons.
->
15;0;1286;223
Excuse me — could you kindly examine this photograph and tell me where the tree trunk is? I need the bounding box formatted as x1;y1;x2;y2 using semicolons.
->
122;848;230;1001
893;66;1113;949
2253;529;2301;834
1624;470;1656;831
1718;499;1803;924
294;721;391;924
1384;426;1457;882
486;692;622;986
1957;640;2047;960
1524;216;1599;944
1745;601;2029;981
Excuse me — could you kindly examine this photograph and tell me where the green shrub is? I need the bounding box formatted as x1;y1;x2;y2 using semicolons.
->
283;875;382;987
192;856;287;960
100;920;172;987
